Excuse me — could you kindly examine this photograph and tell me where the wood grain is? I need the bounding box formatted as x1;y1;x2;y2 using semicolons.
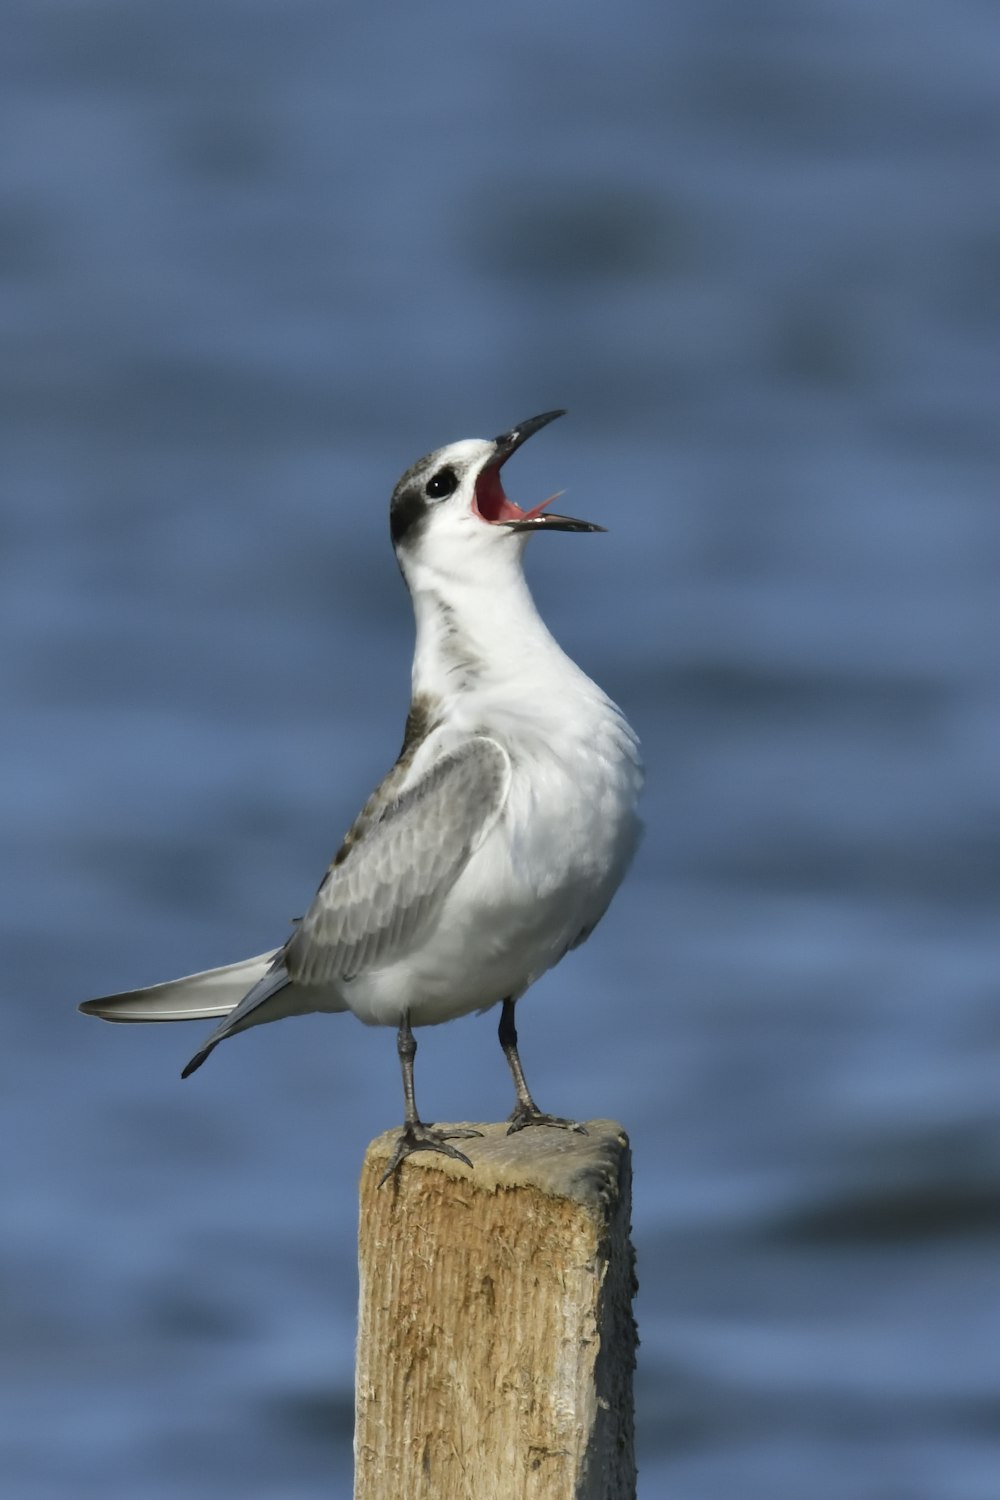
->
355;1120;636;1500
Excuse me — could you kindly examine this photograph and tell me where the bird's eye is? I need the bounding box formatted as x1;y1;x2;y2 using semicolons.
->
425;467;457;500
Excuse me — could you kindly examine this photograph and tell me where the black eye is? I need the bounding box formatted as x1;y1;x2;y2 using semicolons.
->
425;466;457;500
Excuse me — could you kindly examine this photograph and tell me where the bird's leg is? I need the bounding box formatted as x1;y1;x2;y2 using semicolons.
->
499;998;587;1136
378;1014;483;1186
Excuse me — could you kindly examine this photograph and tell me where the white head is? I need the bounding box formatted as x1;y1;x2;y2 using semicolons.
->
388;411;603;589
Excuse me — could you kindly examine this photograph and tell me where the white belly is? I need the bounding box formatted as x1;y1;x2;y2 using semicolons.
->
341;718;642;1028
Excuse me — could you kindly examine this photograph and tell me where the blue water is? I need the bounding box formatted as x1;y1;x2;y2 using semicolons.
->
3;3;1000;1496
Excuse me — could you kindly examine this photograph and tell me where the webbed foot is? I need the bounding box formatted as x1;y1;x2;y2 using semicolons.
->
506;1104;588;1136
378;1122;483;1187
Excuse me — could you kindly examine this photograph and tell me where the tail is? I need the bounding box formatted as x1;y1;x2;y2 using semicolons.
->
79;950;282;1024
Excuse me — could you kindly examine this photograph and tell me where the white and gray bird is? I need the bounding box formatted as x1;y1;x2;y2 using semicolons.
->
81;411;643;1179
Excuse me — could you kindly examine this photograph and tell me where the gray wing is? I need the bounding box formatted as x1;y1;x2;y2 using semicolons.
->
286;737;509;987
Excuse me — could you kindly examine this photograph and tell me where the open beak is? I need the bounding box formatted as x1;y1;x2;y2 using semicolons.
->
473;409;605;535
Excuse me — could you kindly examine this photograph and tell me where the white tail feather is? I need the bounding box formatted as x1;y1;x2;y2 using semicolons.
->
79;950;281;1023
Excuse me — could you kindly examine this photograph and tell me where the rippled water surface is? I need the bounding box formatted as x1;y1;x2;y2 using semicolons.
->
3;3;1000;1496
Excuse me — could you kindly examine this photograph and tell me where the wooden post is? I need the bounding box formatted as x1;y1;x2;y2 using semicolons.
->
354;1119;636;1500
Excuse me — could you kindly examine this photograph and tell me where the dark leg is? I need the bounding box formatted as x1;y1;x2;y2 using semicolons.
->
378;1015;483;1186
498;998;587;1136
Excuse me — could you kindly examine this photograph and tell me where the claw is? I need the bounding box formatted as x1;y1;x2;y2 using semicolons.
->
378;1122;484;1187
506;1105;587;1136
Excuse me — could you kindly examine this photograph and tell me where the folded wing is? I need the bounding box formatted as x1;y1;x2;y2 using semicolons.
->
180;737;509;1075
287;736;510;986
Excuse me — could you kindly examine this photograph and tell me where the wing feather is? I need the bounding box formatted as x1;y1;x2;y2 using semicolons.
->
286;737;509;986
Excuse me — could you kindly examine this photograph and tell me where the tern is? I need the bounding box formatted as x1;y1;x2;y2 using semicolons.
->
81;411;643;1180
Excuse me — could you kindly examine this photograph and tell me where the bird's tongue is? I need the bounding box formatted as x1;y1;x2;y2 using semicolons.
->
474;466;559;524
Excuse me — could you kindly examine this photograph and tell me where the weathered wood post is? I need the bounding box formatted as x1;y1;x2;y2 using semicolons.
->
354;1119;636;1500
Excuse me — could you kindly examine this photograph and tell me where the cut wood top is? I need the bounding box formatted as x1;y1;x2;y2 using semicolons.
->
362;1119;629;1212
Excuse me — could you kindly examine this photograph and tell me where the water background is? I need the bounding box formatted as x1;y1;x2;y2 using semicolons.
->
3;4;1000;1496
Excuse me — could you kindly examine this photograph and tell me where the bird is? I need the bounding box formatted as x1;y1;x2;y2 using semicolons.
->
80;410;644;1181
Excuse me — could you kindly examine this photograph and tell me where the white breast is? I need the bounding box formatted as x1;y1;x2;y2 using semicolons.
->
345;678;643;1028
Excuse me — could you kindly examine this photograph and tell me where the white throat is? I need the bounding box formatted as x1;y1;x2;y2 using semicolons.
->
402;545;579;708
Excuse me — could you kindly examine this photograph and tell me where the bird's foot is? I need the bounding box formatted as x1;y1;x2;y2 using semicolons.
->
506;1103;588;1136
378;1122;484;1187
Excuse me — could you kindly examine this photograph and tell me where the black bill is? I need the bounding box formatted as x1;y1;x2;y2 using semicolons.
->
490;409;603;533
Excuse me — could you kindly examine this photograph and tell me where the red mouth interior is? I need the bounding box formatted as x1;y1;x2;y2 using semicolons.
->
473;465;556;525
